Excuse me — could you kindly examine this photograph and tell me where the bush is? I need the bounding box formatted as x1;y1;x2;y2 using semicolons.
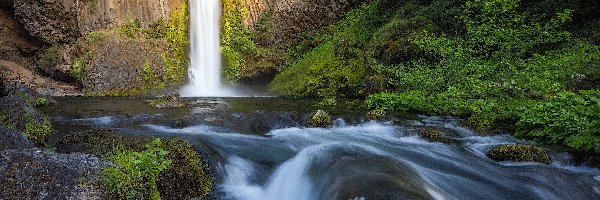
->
306;110;334;128
72;58;84;82
117;18;142;39
144;19;168;40
103;139;172;200
86;31;107;44
24;114;54;146
517;90;600;152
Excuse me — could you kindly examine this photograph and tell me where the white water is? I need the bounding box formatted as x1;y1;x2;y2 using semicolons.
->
181;0;235;97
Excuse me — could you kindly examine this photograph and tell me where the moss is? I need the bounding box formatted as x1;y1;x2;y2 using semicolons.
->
146;95;186;108
72;58;84;82
57;129;213;198
486;144;551;164
164;0;189;85
144;19;168;40
365;109;386;120
420;129;441;139
24;114;54;146
317;97;337;106
87;31;107;44
306;110;334;128
117;17;142;39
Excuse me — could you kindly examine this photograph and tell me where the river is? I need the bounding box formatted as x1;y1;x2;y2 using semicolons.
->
42;97;600;200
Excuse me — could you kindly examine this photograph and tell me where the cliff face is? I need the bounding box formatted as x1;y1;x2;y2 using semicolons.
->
242;0;368;44
1;0;186;95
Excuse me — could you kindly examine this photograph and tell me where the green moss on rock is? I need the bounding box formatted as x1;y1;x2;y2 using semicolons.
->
487;144;551;164
146;95;186;108
420;129;441;139
57;129;213;198
306;110;334;128
365;109;386;120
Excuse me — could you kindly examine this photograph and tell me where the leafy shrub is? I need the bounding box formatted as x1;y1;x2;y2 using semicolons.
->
103;139;172;200
86;31;107;44
117;17;142;39
24;114;54;146
517;90;600;152
72;58;84;82
164;1;189;84
144;19;168;40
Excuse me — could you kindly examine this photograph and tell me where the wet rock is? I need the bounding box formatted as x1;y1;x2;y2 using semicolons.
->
0;95;54;145
0;125;34;150
0;149;105;199
147;95;186;109
365;109;386;120
420;129;441;139
56;129;213;199
306;110;334;128
487;144;551;164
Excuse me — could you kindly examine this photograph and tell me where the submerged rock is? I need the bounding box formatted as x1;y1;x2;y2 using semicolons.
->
0;149;105;199
306;110;334;128
146;95;186;108
487;144;551;164
420;129;442;139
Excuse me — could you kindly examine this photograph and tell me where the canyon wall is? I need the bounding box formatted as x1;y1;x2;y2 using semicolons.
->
242;0;368;44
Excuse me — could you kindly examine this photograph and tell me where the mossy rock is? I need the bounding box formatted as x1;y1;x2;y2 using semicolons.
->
365;109;386;120
56;129;212;199
486;144;551;164
306;110;334;128
146;95;186;108
420;129;441;139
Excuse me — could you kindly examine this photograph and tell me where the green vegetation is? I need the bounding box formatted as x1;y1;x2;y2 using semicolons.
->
117;17;142;39
269;0;600;153
103;139;172;200
517;90;600;152
306;110;334;128
163;0;189;84
24;114;53;146
144;19;168;40
72;58;84;82
86;31;107;44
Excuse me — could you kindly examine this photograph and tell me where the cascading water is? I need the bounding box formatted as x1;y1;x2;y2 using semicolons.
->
181;0;234;97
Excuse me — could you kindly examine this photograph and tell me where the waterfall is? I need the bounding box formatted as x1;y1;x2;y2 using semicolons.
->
181;0;234;97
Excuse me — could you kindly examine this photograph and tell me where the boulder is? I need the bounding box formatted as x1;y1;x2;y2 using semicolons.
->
0;125;35;150
0;149;105;199
486;144;551;164
306;110;334;128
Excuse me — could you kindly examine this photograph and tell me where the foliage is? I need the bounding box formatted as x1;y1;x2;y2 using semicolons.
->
103;139;172;200
72;58;84;82
145;19;168;40
117;17;142;39
86;31;107;44
254;11;276;46
24;114;54;146
270;3;377;97
164;0;189;84
517;90;600;152
221;0;260;83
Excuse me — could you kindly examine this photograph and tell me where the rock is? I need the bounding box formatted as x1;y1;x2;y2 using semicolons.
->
12;0;80;43
0;149;105;199
56;129;213;198
420;129;442;139
0;125;35;150
146;95;186;109
0;95;55;146
365;109;386;120
306;110;334;128
486;144;551;164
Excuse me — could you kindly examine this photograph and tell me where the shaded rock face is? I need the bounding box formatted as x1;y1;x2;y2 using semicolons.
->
243;0;370;44
0;6;44;64
0;125;35;150
0;95;45;131
0;149;105;200
81;36;170;93
12;0;80;43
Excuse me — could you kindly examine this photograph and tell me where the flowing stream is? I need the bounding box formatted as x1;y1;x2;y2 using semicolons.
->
181;0;231;97
44;97;600;200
